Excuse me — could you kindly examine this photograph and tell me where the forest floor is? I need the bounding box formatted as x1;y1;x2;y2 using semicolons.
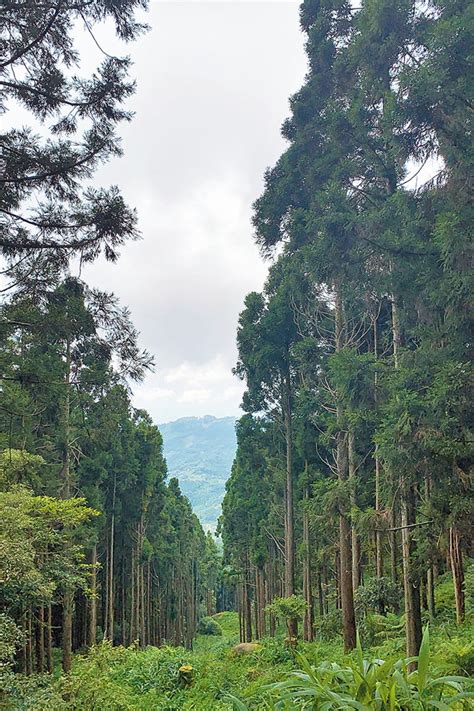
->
3;600;473;710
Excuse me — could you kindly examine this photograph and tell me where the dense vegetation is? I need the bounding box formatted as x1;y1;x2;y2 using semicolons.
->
0;0;220;688
0;0;472;708
220;0;473;661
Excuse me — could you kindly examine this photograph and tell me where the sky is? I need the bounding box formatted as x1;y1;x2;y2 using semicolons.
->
78;1;308;423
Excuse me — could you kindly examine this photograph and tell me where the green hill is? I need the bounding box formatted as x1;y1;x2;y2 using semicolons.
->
159;415;237;528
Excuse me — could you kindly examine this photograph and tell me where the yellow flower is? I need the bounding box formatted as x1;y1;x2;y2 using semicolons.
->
179;664;193;672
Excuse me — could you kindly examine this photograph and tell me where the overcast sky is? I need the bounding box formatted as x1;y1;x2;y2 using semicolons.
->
79;1;307;423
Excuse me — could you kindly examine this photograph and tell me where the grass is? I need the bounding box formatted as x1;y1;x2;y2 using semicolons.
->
2;608;473;710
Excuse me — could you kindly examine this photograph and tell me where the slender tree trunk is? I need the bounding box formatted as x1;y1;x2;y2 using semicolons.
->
283;369;298;640
62;590;73;673
46;605;53;673
426;567;435;620
106;475;116;643
348;430;360;592
424;474;435;619
60;337;74;673
147;559;152;645
401;486;422;661
244;559;252;642
323;565;329;614
140;559;146;645
88;544;97;646
26;608;33;675
283;373;295;600
392;293;422;660
375;456;383;578
121;562;127;645
130;545;135;644
302;480;314;641
449;527;465;625
335;285;356;652
390;505;398;586
373;316;384;582
35;606;45;673
317;569;324;618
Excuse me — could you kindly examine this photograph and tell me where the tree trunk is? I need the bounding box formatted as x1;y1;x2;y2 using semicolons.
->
25;608;33;675
35;606;45;673
283;372;295;601
130;545;136;644
424;474;435;619
302;480;314;641
374;316;384;582
348;429;360;592
88;544;97;646
60;337;73;673
392;293;421;660
401;486;422;661
62;590;73;673
375;455;383;579
335;285;356;652
244;563;252;642
426;566;435;620
46;605;53;673
449;527;464;624
106;476;116;643
390;505;398;586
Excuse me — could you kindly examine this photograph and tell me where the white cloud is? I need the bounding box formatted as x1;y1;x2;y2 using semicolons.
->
178;388;211;404
78;1;307;423
137;387;176;402
133;353;245;421
165;354;233;386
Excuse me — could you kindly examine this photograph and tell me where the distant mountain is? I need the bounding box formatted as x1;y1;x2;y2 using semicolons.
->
159;415;237;528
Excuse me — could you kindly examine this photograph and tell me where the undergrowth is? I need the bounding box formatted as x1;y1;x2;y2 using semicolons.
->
1;608;473;710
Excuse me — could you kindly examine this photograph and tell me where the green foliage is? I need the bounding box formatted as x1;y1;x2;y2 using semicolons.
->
354;578;402;617
0;450;46;492
357;613;405;648
266;628;474;709
314;610;343;642
266;596;308;625
0;486;99;610
0;614;24;667
4;613;474;710
197;617;223;637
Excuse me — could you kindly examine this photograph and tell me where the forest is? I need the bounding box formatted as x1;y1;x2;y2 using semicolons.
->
0;0;472;709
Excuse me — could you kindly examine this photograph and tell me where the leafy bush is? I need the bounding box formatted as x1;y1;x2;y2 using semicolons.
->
433;630;474;676
0;671;68;711
0;613;24;666
314;609;343;641
354;577;401;617
197;616;223;636
266;595;307;639
266;627;474;709
357;611;404;646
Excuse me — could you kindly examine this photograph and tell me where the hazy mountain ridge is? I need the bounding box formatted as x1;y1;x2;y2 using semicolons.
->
159;415;237;527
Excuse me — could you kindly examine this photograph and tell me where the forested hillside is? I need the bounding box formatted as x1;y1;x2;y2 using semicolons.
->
0;0;473;709
160;416;237;527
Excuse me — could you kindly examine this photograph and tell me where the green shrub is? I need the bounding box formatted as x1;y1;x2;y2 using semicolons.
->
354;577;401;617
266;595;307;639
357;611;404;646
197;616;223;636
265;627;474;709
0;613;24;666
314;609;343;641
